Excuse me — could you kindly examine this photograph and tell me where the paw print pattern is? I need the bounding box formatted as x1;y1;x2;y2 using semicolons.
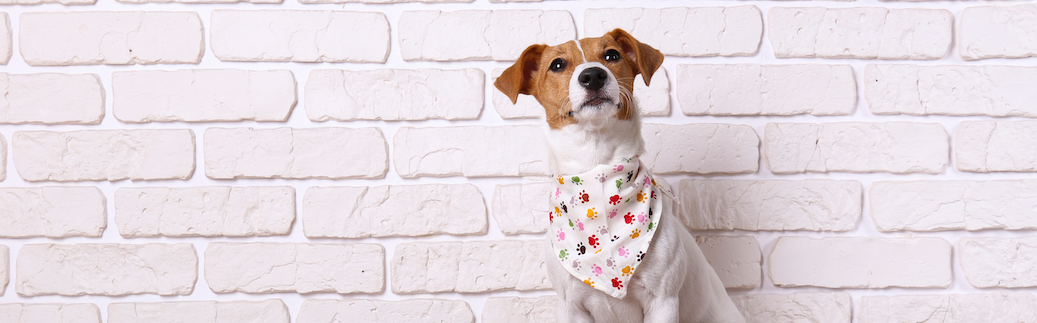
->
559;249;569;260
591;264;603;276
618;246;630;257
621;266;634;277
556;229;566;241
584;279;595;288
623;212;635;224
588;235;600;248
575;219;585;231
596;173;607;183
586;208;598;220
576;242;587;255
612;277;624;290
637;251;646;262
597;226;609;236
608;209;618;219
636;192;647;203
571;176;583;185
572;260;582;270
605;257;615;269
609;195;621;205
637;212;647;224
613;164;624;172
630;229;641;239
578;190;590;203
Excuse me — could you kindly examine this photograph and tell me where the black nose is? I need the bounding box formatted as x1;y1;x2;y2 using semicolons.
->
578;67;608;91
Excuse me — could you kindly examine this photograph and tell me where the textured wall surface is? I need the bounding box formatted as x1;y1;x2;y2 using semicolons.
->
1;0;1035;322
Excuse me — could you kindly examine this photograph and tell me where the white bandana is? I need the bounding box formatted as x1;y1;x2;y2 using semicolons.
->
549;156;673;299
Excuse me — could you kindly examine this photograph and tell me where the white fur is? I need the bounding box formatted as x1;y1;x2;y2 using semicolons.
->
544;63;746;323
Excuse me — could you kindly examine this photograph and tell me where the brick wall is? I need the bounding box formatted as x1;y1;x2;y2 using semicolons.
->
1;0;1035;322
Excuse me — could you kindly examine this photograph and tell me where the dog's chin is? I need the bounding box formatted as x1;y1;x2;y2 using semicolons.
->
571;97;620;129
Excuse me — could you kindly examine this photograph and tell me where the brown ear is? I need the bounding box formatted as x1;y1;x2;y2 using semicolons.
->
605;29;664;86
495;44;546;104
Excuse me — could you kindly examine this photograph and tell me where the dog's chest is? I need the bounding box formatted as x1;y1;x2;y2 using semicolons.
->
548;156;673;299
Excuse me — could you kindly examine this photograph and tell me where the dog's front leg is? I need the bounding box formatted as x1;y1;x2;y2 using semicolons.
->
556;298;595;323
641;297;679;323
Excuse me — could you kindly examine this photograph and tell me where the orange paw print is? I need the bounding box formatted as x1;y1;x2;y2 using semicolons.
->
583;279;595;288
586;207;598;220
630;229;641;239
636;192;647;203
621;266;634;277
558;176;565;185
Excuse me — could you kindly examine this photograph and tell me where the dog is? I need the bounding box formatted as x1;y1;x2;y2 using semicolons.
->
495;29;746;323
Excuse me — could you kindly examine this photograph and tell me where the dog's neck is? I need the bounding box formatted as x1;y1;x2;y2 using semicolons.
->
546;112;644;176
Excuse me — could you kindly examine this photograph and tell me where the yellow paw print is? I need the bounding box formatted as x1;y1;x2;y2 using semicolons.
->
558;176;565;185
630;229;641;239
621;266;634;277
583;279;595;288
586;207;598;220
636;192;647;203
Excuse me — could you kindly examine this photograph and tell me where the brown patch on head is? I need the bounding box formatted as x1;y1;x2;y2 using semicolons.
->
494;29;663;130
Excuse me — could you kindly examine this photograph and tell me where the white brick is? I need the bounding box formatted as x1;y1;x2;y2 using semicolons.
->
859;293;1037;323
961;4;1037;60
770;237;951;288
677;64;855;116
585;6;762;57
1;245;6;296
297;299;474;323
301;0;469;4
119;0;276;3
20;12;203;65
393;126;548;178
16;243;197;296
108;300;289;323
210;10;389;63
0;303;101;323
0;187;106;238
113;70;296;123
115;187;294;238
680;179;861;231
0;134;4;181
391;240;550;294
205;242;383;294
302;184;486;238
641;123;760;174
0;14;9;64
960;237;1037;288
871;180;1037;232
768;7;951;59
732;293;851;323
482;296;557;323
399;10;575;61
491;183;551;235
694;236;761;289
0;73;104;124
956;121;1037;172
492;68;670;119
306;69;483;121
13;130;195;181
204;127;387;179
867;64;1037;117
765;122;948;174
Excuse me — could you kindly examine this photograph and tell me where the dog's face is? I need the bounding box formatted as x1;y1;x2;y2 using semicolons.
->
495;29;664;130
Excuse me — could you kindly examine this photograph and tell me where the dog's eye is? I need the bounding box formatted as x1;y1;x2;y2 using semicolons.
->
549;58;567;72
604;49;622;62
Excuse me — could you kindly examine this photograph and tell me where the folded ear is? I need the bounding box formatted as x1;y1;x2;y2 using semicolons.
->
495;44;546;104
605;29;664;86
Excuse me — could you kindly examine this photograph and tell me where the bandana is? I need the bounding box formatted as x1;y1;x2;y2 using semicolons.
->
548;156;673;299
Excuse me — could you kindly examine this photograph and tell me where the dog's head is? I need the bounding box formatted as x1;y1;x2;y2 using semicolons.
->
495;29;664;130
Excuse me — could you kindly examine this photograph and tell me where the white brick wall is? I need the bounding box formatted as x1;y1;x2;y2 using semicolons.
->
2;0;1035;322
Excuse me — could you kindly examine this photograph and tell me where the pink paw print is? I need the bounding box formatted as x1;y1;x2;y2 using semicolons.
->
575;219;585;231
637;212;647;224
613;164;624;172
591;264;603;276
554;188;561;199
556;229;566;241
618;246;630;257
608;209;618;219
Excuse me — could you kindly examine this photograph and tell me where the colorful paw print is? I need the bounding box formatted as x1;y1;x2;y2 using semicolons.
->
575;219;585;231
615;179;623;189
558;249;569;260
583;279;595;288
591;264;603;276
586;207;598;220
576;242;587;255
578;190;590;204
596;173;607;183
608;195;621;205
621;266;634;277
613;164;624;172
608;209;618;219
618;246;630;257
611;277;624;290
623;212;635;224
630;229;641;239
636;192;647;203
571;176;583;185
597;226;609;236
556;229;566;241
588;235;600;248
572;260;582;270
637;212;647;224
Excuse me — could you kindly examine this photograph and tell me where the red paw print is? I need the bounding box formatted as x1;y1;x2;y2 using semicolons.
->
608;195;621;205
623;212;634;224
611;277;624;290
588;235;600;248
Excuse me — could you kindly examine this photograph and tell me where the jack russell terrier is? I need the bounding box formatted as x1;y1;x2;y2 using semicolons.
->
495;29;746;323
